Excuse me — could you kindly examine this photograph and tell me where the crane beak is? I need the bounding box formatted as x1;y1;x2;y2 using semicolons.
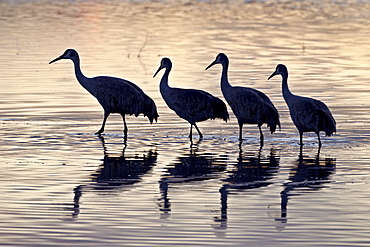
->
153;66;163;78
268;71;277;80
205;60;217;70
49;55;63;64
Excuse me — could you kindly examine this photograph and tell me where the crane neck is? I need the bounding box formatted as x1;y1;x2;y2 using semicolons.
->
159;66;172;94
70;55;90;90
220;61;232;91
281;72;294;102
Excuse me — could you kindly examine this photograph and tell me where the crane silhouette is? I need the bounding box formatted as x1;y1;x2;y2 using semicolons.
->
268;64;336;146
49;49;158;139
153;57;229;139
206;53;280;146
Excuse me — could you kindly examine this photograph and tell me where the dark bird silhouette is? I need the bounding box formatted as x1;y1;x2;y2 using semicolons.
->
153;57;229;139
206;53;280;146
277;147;336;230
71;136;157;219
268;64;336;146
49;49;158;139
157;141;227;219
214;147;279;231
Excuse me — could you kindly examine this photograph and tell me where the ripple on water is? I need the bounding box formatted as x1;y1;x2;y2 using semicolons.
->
0;0;370;246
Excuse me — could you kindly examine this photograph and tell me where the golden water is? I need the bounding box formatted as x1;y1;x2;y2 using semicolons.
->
1;0;370;246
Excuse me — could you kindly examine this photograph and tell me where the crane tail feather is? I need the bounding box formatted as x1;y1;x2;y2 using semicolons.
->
212;97;229;122
318;110;336;137
263;106;280;134
142;94;159;124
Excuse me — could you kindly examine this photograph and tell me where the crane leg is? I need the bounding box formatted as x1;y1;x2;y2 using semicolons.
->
121;114;128;136
317;132;322;147
194;123;203;139
238;123;243;141
96;111;110;135
189;124;193;139
258;126;264;147
299;132;303;146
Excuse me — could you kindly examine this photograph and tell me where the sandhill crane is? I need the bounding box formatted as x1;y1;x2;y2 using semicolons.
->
206;53;280;146
49;49;158;139
268;64;336;146
153;57;229;140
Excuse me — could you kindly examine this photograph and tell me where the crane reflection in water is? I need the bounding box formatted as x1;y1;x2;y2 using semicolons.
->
70;136;157;219
273;147;336;231
157;141;227;219
212;146;280;235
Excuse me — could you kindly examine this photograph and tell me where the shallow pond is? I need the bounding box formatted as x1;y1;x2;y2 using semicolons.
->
1;0;370;246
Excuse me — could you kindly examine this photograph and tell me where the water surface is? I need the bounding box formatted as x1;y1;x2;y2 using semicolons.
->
1;0;370;246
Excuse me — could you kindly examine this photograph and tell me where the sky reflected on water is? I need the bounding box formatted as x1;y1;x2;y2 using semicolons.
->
1;0;370;246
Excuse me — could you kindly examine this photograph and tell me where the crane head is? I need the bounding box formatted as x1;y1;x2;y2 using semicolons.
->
49;49;78;64
268;64;288;80
205;53;228;70
153;57;172;78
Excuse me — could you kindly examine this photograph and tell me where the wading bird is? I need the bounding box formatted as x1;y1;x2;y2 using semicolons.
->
49;49;158;139
268;64;336;146
153;57;229;139
206;53;280;146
